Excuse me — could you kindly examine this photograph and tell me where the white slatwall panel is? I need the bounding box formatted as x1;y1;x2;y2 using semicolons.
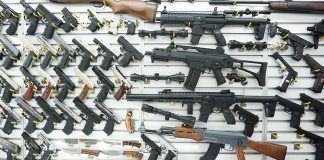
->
0;0;323;160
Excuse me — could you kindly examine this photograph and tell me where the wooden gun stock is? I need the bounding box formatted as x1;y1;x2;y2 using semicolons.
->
123;151;143;160
269;2;324;12
49;0;157;21
246;139;287;160
174;127;202;141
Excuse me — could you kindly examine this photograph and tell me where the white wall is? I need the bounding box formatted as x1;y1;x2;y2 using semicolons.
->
0;0;323;159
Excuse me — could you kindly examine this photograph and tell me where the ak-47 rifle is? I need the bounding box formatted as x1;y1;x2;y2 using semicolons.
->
0;0;19;35
142;124;287;160
0;67;20;103
146;42;267;90
49;0;158;22
0;99;21;135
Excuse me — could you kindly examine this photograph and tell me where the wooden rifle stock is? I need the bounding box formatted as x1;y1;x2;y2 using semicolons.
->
246;139;287;160
234;147;245;160
174;127;203;141
269;2;324;12
49;0;158;21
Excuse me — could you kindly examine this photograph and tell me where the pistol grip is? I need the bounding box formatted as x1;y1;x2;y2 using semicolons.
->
42;23;55;39
82;120;94;135
103;119;116;136
26;16;40;35
315;143;324;160
292;45;304;61
118;54;133;67
3;54;17;70
212;67;226;86
57;51;71;69
6;17;19;35
114;85;127;101
314;111;324;127
23;53;36;68
25;150;37;160
97;85;109;103
190;25;203;45
40;51;53;69
290;112;301;128
62;116;75;135
277;74;293;92
78;55;91;71
43;116;56;134
198;103;212;123
199;143;221;160
55;86;69;102
23;85;35;101
25;117;37;134
165;150;176;160
100;56;114;70
244;124;255;137
40;150;52;160
7;151;18;160
2;83;14;103
3;116;16;135
311;76;324;93
148;151;160;160
87;20;100;32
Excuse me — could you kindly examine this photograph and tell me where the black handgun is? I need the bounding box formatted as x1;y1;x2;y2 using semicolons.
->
276;95;304;129
35;4;63;38
73;97;102;135
87;9;104;32
61;7;78;32
20;0;40;35
92;66;115;103
22;132;42;160
233;105;259;137
72;38;99;71
300;93;324;127
303;54;324;93
296;128;324;160
0;34;21;70
20;66;42;100
52;32;78;69
93;38;119;70
117;36;144;67
307;19;324;49
0;0;19;35
141;134;161;160
53;66;76;102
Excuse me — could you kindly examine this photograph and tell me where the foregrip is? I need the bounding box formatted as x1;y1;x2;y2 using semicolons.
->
82;119;94;135
62;116;75;135
43;116;56;134
103;119;115;136
118;53;133;67
78;55;91;71
290;112;301;128
315;143;324;160
3;116;15;135
23;53;35;68
2;83;14;103
164;151;176;160
25;117;37;134
199;143;221;160
40;150;52;160
40;51;53;69
43;23;56;39
148;151;159;160
184;68;201;91
6;17;19;35
27;16;40;35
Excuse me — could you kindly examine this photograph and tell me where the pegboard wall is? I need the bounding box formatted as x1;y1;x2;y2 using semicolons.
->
0;0;323;160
